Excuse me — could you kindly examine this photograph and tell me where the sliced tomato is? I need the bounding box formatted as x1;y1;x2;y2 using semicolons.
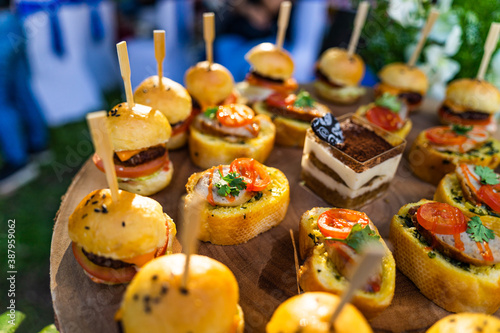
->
366;106;403;131
425;127;467;146
439;107;492;126
216;104;255;127
230;158;270;192
72;243;136;284
265;92;296;108
93;152;169;179
416;202;468;235
478;184;500;213
317;209;370;239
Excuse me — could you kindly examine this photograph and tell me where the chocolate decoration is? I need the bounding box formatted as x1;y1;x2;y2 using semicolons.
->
311;113;344;146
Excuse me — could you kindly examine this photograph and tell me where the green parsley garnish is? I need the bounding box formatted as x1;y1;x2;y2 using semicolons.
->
475;165;500;185
452;124;473;136
293;90;315;108
204;107;218;119
214;170;247;197
374;93;401;113
326;224;380;252
467;216;495;243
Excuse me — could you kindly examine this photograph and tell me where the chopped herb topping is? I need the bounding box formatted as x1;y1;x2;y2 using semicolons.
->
293;90;315;108
467;216;495;243
427;251;436;259
214;170;247;197
474;165;499;185
452;124;473;136
326;224;380;252
254;192;263;201
204;107;218;119
374;93;401;112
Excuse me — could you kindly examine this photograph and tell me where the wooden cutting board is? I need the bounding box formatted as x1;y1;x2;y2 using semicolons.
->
50;87;500;333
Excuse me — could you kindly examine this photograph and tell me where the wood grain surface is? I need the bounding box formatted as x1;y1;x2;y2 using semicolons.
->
50;87;500;333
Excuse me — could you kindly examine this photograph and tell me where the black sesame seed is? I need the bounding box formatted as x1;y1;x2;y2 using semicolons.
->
102;194;106;199
122;221;126;227
133;294;139;301
144;295;151;303
82;214;88;219
91;194;95;199
243;214;246;219
101;204;108;213
85;199;90;206
180;287;189;295
94;208;101;213
160;285;168;295
92;201;98;205
152;275;158;281
119;104;122;107
84;226;90;230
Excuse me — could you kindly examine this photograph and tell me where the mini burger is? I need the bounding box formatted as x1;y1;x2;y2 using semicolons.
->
184;61;238;111
116;254;244;333
237;42;298;103
134;76;192;149
92;103;173;196
266;292;372;333
68;189;176;285
439;78;500;132
375;63;428;111
314;47;366;104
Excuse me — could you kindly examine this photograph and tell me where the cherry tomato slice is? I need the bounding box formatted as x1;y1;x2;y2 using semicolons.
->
265;92;296;108
478;184;500;213
425;127;467;146
416;202;468;235
216;104;255;127
366;106;403;131
230;158;271;192
93;152;169;179
317;209;370;239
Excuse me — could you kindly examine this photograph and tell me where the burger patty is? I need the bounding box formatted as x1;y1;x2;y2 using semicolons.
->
398;92;422;106
315;68;344;88
250;70;284;84
440;105;491;121
81;247;133;269
265;104;327;122
114;144;166;167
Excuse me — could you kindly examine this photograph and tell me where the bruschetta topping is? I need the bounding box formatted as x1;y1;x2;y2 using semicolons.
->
365;93;407;132
264;91;329;122
425;125;489;153
456;164;500;212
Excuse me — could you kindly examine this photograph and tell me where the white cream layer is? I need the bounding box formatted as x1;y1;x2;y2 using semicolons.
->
302;134;402;191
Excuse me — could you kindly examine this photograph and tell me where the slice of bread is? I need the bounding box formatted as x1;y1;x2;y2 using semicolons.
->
434;173;500;236
189;114;275;169
409;130;500;185
390;199;500;314
298;207;395;319
184;165;290;245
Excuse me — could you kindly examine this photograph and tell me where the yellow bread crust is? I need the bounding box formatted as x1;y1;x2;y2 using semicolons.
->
426;313;500;333
389;199;500;314
355;103;412;139
117;161;174;196
184;166;290;245
298;207;396;319
408;130;500;185
188;114;275;169
434;173;500;236
119;254;242;333
266;292;372;333
68;189;173;260
313;80;365;105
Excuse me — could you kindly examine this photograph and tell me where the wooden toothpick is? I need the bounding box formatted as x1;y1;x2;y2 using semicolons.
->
116;41;135;109
289;229;301;295
203;13;215;66
86;111;119;202
154;30;165;88
328;243;385;330
477;22;500;80
407;9;439;67
347;1;370;56
276;1;292;49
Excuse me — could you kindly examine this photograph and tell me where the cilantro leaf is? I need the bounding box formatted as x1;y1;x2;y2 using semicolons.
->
452;124;473;136
474;165;500;185
374;93;401;113
293;90;315;108
467;216;495;243
214;170;247;197
204;107;218;119
325;224;380;252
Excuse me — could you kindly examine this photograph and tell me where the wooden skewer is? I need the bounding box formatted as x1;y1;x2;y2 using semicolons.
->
203;13;215;66
276;1;292;49
477;22;500;80
407;9;440;67
116;41;135;109
347;1;370;56
154;30;165;88
329;243;385;330
86;111;119;202
289;229;301;295
180;193;204;290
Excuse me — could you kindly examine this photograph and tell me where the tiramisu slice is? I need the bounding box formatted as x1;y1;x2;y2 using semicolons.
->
301;113;406;208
